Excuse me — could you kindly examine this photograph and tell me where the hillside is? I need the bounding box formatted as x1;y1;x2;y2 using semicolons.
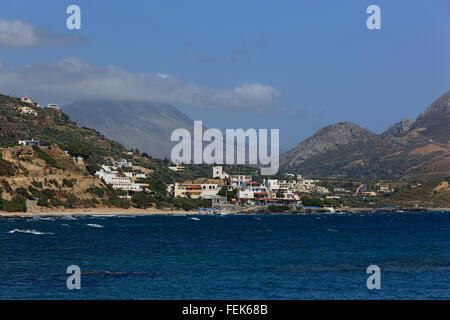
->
0;94;127;168
280;91;450;181
280;122;377;168
409;90;450;142
63;100;194;159
382;118;415;137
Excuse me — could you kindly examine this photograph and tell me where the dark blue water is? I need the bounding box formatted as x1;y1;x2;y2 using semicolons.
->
0;211;449;299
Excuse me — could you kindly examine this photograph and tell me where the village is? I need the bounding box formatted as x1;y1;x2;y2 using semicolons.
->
0;96;427;214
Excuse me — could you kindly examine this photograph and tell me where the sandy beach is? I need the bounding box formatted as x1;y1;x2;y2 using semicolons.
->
0;207;195;217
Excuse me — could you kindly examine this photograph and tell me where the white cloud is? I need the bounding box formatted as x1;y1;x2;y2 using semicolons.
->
0;57;280;112
0;19;86;48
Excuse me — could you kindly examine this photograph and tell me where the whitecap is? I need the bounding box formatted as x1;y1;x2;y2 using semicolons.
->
188;217;200;221
31;217;56;221
87;223;104;228
61;216;78;220
8;229;54;235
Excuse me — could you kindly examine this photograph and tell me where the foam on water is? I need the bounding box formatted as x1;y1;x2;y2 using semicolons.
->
8;229;54;235
87;223;104;228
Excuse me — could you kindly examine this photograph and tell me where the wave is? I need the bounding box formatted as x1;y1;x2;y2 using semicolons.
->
87;223;104;228
188;217;200;221
61;216;78;220
8;229;54;235
31;217;56;221
30;216;78;221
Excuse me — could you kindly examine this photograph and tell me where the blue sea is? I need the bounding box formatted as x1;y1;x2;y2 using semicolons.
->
0;211;448;299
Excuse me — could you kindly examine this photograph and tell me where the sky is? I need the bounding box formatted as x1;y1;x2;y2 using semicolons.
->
0;0;449;151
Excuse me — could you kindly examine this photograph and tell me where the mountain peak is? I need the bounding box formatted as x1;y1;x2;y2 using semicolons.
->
409;90;450;142
280;121;376;169
383;118;415;136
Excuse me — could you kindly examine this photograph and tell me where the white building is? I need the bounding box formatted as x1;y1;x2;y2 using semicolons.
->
212;166;229;179
114;159;132;168
18;139;40;147
168;165;185;172
229;175;251;187
237;182;268;201
200;183;220;199
19;106;38;116
47;104;59;109
20;97;33;104
124;172;146;179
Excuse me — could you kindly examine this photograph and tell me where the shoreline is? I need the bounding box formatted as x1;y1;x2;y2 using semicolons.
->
0;206;449;218
0;207;195;218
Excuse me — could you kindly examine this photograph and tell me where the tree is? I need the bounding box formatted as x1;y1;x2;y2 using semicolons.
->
301;195;324;207
65;142;92;158
218;186;236;201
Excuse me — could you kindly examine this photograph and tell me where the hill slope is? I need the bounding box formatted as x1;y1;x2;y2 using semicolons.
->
63;100;193;159
0;94;127;166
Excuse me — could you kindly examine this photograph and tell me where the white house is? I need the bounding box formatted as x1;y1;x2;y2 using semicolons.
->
200;183;220;199
114;159;132;168
229;175;251;187
20;97;33;104
18;139;40;147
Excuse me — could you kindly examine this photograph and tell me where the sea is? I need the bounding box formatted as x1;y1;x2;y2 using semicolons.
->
0;211;448;299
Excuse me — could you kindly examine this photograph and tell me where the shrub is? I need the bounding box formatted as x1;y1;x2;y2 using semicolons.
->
63;178;75;188
2;195;27;212
85;186;105;197
32;146;57;167
79;198;99;208
109;194;130;209
15;187;29;197
64;194;79;208
38;196;50;207
0;157;16;176
1;180;13;194
132;193;155;209
50;198;64;207
301;196;324;207
31;180;43;188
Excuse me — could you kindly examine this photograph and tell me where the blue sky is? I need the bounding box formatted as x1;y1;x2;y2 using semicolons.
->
0;0;449;150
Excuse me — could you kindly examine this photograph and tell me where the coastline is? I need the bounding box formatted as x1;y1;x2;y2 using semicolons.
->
0;207;195;218
0;206;448;218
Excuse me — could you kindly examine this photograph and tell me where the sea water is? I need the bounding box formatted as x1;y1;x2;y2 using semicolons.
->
0;211;448;299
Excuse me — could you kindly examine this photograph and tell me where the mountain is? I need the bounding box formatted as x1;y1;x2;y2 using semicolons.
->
280;91;450;181
280;122;377;168
409;90;450;142
382;118;415;136
63;100;193;159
